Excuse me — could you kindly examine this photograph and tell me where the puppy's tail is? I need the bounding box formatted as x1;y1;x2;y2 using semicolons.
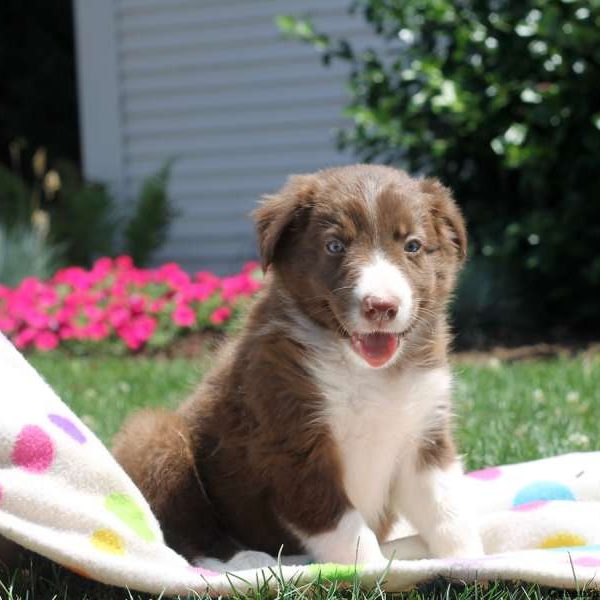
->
112;409;228;559
112;409;197;509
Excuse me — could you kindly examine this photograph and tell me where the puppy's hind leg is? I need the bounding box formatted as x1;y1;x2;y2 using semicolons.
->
112;409;235;561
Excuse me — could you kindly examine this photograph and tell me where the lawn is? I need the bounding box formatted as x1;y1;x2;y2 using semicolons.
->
2;351;599;599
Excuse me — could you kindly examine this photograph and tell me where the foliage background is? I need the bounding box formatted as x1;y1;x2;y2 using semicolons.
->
279;0;600;340
1;0;599;343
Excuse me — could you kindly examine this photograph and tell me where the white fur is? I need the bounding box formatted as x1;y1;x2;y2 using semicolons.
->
313;354;481;560
361;176;382;240
314;358;452;531
393;460;483;557
353;253;413;333
278;294;481;562
304;509;385;564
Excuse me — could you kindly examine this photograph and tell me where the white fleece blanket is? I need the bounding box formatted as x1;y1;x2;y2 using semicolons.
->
1;331;599;596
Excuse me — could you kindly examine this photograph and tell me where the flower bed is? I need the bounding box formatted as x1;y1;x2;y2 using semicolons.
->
0;257;263;353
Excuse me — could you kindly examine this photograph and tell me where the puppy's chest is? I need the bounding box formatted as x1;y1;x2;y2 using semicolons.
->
313;364;451;528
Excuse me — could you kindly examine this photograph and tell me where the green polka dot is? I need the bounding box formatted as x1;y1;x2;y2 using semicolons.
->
105;493;156;542
308;563;361;582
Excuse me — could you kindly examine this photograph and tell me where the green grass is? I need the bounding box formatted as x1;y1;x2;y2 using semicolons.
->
2;352;600;599
29;354;209;444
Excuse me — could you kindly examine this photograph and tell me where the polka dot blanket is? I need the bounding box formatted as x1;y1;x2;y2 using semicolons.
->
1;331;599;596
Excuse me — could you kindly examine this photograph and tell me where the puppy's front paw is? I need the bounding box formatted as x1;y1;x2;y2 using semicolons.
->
433;528;484;559
305;510;386;565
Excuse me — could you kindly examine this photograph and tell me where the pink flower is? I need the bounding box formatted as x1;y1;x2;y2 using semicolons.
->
0;316;17;333
132;315;156;343
195;271;221;286
221;274;261;301
115;255;134;270
1;256;261;353
14;328;37;349
59;325;77;340
34;331;59;352
149;299;167;313
22;308;50;330
176;282;218;303
53;267;91;288
129;295;146;314
157;263;190;288
84;305;104;322
55;305;76;324
210;306;232;325
93;256;113;272
172;304;195;327
90;257;113;283
242;261;261;274
85;322;110;341
117;315;156;350
108;306;130;328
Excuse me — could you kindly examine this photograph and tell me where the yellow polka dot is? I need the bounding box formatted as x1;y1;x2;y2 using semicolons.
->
91;528;126;555
538;532;586;549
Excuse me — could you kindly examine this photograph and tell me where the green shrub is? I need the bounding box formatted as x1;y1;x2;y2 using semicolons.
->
0;164;31;228
0;151;175;269
279;1;600;331
124;162;175;266
0;225;64;286
50;160;117;266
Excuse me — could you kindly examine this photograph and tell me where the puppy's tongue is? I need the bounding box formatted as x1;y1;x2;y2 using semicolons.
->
350;332;399;367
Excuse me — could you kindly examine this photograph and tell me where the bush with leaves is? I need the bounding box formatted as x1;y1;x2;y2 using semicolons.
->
0;151;175;278
279;1;600;332
124;162;175;266
50;160;117;266
0;225;64;288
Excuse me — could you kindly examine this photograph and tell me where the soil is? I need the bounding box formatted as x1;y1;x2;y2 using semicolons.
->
453;341;600;364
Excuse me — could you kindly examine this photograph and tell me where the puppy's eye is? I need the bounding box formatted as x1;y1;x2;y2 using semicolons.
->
404;239;422;254
326;239;346;254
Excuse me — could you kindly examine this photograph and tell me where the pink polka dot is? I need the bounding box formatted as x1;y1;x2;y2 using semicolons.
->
467;467;502;481
512;500;549;512
11;425;55;473
572;556;600;568
188;565;219;578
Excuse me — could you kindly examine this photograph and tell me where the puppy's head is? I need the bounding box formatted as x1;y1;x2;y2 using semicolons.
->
253;165;466;369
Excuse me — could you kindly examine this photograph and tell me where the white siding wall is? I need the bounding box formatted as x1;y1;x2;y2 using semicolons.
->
75;0;371;273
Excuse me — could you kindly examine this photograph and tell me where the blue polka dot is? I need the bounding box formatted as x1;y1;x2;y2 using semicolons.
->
549;544;600;553
512;481;575;507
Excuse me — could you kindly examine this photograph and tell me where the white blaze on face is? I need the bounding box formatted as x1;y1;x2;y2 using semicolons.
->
354;253;413;332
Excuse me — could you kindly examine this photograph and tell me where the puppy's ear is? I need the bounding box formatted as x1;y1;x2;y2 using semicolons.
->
253;174;317;271
420;178;467;262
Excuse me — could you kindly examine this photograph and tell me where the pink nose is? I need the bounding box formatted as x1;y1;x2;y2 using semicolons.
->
361;296;399;322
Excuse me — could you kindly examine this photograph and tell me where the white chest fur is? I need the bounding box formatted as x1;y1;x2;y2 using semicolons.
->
310;355;452;531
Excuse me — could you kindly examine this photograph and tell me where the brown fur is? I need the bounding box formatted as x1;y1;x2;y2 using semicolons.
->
112;164;467;561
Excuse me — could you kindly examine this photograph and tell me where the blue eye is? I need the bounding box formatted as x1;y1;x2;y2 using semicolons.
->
326;239;346;254
404;239;422;253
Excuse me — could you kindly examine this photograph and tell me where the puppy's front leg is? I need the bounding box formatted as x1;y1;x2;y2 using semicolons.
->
270;433;385;565
395;457;482;558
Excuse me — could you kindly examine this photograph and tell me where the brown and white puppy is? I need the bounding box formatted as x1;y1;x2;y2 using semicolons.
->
113;164;482;565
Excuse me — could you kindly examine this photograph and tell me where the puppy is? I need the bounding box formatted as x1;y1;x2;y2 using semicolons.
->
113;164;482;564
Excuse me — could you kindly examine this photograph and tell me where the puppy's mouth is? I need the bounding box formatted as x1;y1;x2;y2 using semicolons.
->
350;332;402;368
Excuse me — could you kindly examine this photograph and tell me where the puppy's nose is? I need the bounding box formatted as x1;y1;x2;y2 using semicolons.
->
361;296;399;322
